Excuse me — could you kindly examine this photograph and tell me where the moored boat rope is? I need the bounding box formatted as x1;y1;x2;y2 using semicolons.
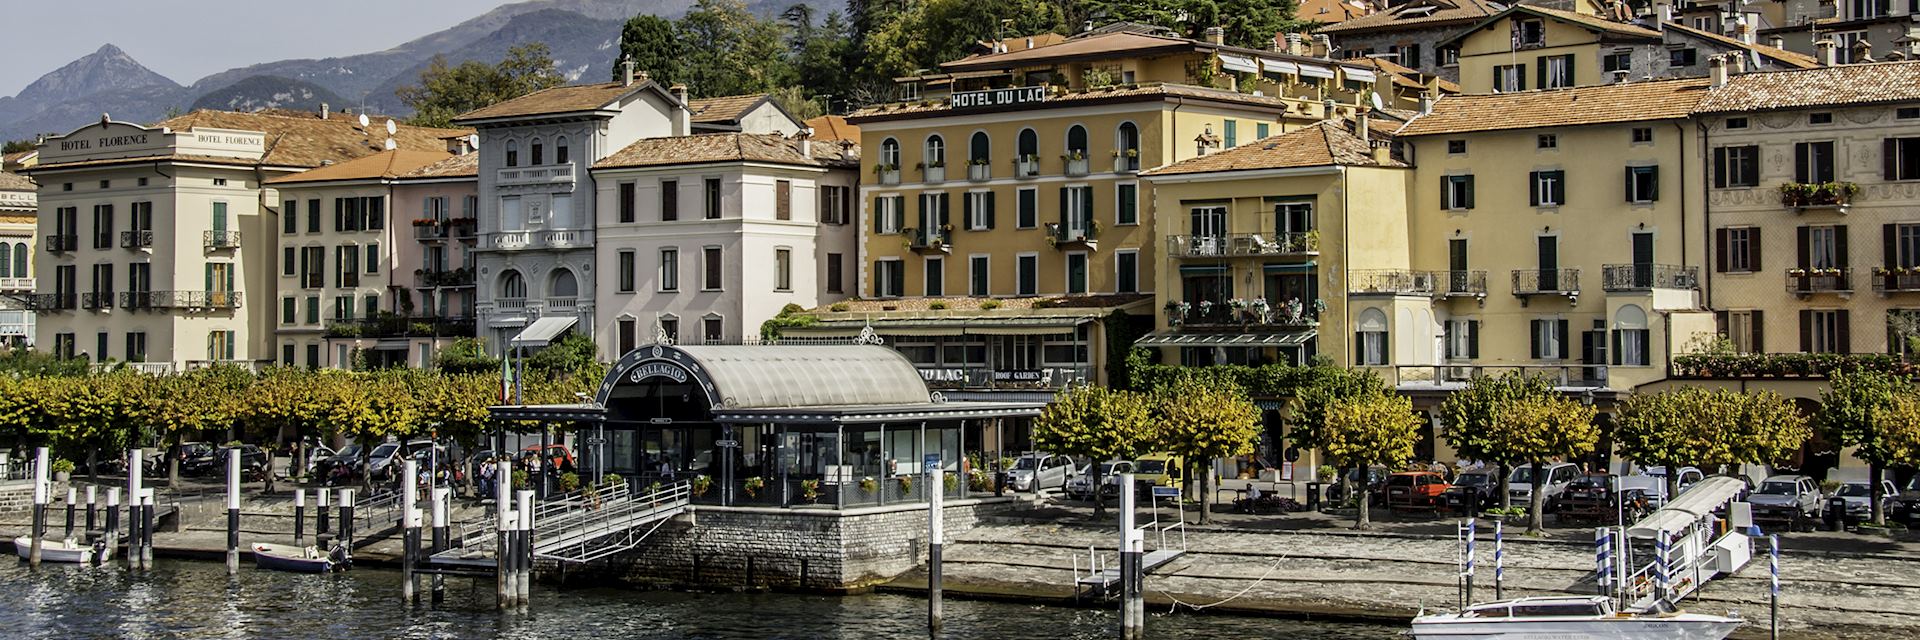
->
1154;553;1289;612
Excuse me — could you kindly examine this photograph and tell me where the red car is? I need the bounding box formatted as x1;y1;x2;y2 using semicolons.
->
1385;471;1450;511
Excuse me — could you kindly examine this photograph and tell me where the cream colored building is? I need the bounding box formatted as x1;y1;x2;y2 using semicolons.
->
0;170;35;347
23;110;468;370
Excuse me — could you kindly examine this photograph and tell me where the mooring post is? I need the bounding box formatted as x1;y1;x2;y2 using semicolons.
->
432;486;449;603
127;448;143;569
496;459;513;611
1495;520;1505;600
64;485;76;539
105;488;120;557
85;485;97;535
1770;534;1780;640
401;459;418;606
516;489;534;610
227;448;241;575
29;447;47;568
340;489;355;553
1118;472;1142;640
317;485;330;536
293;489;306;547
1464;518;1477;607
140;489;155;567
929;465;944;635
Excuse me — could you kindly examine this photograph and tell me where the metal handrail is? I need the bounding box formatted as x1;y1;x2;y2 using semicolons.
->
536;480;690;563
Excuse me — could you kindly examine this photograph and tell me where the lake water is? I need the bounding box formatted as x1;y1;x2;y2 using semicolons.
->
0;559;1401;639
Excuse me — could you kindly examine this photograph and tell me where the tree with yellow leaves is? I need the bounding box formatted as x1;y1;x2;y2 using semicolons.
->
1154;377;1262;524
1492;396;1599;535
1322;393;1421;529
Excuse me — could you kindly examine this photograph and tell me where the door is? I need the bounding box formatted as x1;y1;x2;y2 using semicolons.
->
1631;232;1654;288
1189;206;1227;253
1449;238;1469;291
1537;236;1559;291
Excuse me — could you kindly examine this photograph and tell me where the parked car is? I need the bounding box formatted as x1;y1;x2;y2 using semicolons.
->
1748;475;1823;532
303;444;337;475
1443;468;1500;514
146;442;212;476
182;445;269;477
1065;460;1133;500
1826;479;1899;528
1384;471;1449;511
1895;475;1920;523
315;444;365;486
1552;473;1651;525
1131;453;1184;499
1638;466;1705;506
1507;462;1580;511
1003;452;1078;492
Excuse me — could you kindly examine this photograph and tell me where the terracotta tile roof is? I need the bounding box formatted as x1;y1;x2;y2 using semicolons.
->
1438;5;1659;47
1144;119;1404;177
940;32;1199;71
688;94;771;124
805;115;860;142
849;82;1296;122
1662;22;1818;69
1397;77;1711;136
1297;0;1372;24
0;171;33;191
1317;0;1502;34
400;153;479;179
453;82;637;122
1695;61;1920;112
265;149;452;185
594;133;860;170
150;109;470;169
1360;57;1461;92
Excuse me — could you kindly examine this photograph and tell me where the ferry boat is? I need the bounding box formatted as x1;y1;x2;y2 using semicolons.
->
1411;595;1742;640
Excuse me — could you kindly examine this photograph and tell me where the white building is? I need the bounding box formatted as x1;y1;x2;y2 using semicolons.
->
0;170;35;347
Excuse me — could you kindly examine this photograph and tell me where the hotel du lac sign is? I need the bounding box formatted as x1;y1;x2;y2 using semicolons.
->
950;86;1047;110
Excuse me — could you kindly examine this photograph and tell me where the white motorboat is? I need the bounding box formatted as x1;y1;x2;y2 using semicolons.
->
12;535;113;564
1412;595;1742;640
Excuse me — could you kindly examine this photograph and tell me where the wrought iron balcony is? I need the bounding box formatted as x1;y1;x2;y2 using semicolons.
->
323;315;475;339
1170;299;1321;330
1168;232;1317;258
1045;221;1097;250
413;221;448;241
1786;268;1852;295
1601;264;1700;292
204;230;241;250
81;292;115;310
414;268;475;289
1873;269;1920;294
120;290;242;310
1349;270;1438;295
1512;268;1581;297
44;235;77;253
120;230;153;249
901;227;950;254
22;293;75;311
1441;270;1488;298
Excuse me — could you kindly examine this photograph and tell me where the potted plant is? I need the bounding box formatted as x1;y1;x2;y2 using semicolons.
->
801;479;820;503
859;476;878;494
601;473;623;487
411;218;437;227
1014;154;1040;177
968;158;991;181
50;458;74;483
944;472;960;493
558;471;581;492
1063;150;1089;175
692;474;712;497
743;476;765;499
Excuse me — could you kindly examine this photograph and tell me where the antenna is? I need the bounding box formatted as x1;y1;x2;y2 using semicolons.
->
385;119;397;135
357;113;370;128
384;138;397;150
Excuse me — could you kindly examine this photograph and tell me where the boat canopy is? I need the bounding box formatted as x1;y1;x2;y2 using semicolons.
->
1627;476;1747;538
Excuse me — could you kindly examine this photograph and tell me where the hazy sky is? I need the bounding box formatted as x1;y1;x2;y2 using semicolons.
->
1;0;507;96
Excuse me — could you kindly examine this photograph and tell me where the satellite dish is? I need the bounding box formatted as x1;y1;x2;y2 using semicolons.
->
357;113;370;128
385;119;397;135
384;138;397;150
468;134;479;148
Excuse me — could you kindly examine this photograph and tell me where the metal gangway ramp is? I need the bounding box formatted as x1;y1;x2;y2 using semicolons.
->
1074;485;1188;599
1616;476;1754;610
533;480;690;563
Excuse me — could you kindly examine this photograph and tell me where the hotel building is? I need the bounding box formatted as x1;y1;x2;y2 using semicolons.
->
0;170;35;347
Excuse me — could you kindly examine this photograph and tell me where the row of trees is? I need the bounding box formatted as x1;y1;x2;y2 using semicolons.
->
1033;377;1260;523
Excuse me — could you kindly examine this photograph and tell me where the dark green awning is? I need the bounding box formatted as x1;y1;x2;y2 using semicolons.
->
1262;261;1318;274
1179;264;1230;274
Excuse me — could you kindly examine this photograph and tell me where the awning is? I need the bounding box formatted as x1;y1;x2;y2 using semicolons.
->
1627;476;1749;539
1134;330;1317;347
509;316;579;348
1179;264;1230;274
1263;261;1318;274
1344;67;1377;83
783;316;1091;337
1219;54;1259;73
1297;64;1336;79
1261;59;1300;76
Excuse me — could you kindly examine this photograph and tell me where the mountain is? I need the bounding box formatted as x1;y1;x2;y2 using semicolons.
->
189;76;348;114
0;44;182;140
0;84;191;142
16;44;179;106
360;9;627;115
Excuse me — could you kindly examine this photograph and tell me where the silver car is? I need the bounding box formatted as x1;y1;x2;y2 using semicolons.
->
1507;462;1580;510
1065;460;1133;500
1005;453;1078;492
1829;480;1898;522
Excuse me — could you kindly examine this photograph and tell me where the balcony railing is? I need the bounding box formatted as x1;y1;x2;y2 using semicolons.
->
495;163;574;187
413;222;448;241
1046;221;1098;249
1512;268;1581;296
21;293;75;311
44;235;77;253
204;230;241;250
1014;157;1040;178
1114;154;1140;173
494;297;528;313
81;292;115;310
447;217;477;239
1779;181;1857;211
1349;269;1438;295
414;268;475;289
1600;264;1700;291
0;277;31;292
323;315;475;339
966;163;990;182
546;297;579;314
483;229;594;250
902;227;950;254
1441;270;1488;297
1170;299;1321;330
1786;268;1852;295
120;230;153;249
876;167;900;185
1064;156;1090;176
1873;269;1920;294
1391;364;1610;389
1168;232;1317;258
120;290;242;310
916;365;1095;391
920;165;945;183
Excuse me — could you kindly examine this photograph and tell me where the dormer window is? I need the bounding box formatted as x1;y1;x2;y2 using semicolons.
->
1517;19;1545;48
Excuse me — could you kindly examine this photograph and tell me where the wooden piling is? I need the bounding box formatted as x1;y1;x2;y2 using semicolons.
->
227;448;241;575
516;489;534;610
293;489;306;547
401;460;418;606
105;488;120;557
64;486;76;539
127;449;144;570
431;487;448;603
85;486;97;534
29;447;47;568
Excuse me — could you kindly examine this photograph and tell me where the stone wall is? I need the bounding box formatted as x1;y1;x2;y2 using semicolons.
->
545;498;1015;591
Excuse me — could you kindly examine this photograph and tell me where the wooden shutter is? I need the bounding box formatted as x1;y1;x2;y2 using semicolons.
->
1535;57;1547;90
1557;320;1569;358
1835;225;1849;269
1083;186;1095;228
1888;138;1901;181
1647;168;1658;201
1440;175;1451;208
776;181;791;220
938;193;950;229
1609;329;1622;365
1748;228;1763;272
1887;223;1899;267
874;197;885;234
1794;143;1809;184
1059;187;1068;225
1467;320;1480;358
1528;172;1540;206
1799;309;1813;351
985;192;996;229
1837;310;1851;354
1715;228;1729;272
1715;310;1729;336
1464;176;1475;209
1530;320;1542;358
963;192;974;228
1713;147;1728;188
1796;227;1811;269
1751;310;1765;352
1625;166;1635;203
1551;171;1565;205
1517;64;1527;90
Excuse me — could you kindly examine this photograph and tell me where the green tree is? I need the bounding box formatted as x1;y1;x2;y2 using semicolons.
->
398;43;565;128
1492;396;1599;535
1616;388;1811;500
1321;393;1420;529
785;8;856;112
1287;367;1390;451
238;367;336;481
1867;393;1920;489
1080;0;1302;49
767;86;826;120
0;346;91;376
1154;377;1261;524
1439;373;1558;509
1033;384;1155;517
860;0;1066;86
676;0;795;98
1;139;34;154
1819;369;1907;525
148;367;247;484
612;14;683;84
437;337;502;375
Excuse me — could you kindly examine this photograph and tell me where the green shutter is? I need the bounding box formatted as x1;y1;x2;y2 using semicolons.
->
205;263;214;292
985;192;996;229
212;202;227;233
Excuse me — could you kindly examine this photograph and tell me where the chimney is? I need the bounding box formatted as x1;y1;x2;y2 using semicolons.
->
1356;111;1369;142
1727;51;1748;75
797;128;813;157
1418;92;1434;115
1286;33;1305;56
669;83;691;134
1767;35;1785;49
1322;98;1338;119
1311;34;1332;58
1654;0;1673;22
320;103;329;120
1709;54;1728;87
1204;26;1225;45
1816;38;1837;66
1851;38;1874;63
1735;17;1755;44
622;57;636;87
1612;69;1632;84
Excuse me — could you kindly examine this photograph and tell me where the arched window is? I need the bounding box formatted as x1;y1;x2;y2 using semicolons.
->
555;136;569;164
9;243;21;277
1017;128;1038;160
880;138;901;169
0;242;10;277
1066;125;1088;157
499;270;526;300
1613;305;1650;366
505;140;519;167
530;138;545;165
550;269;579;299
923;135;945;168
969;131;990;164
1356;308;1388;366
1115;122;1140;170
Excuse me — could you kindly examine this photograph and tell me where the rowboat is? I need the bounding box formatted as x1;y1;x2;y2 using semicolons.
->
12;535;113;564
1412;595;1742;640
250;542;341;573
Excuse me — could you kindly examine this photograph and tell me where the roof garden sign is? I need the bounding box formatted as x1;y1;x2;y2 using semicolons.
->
951;86;1047;110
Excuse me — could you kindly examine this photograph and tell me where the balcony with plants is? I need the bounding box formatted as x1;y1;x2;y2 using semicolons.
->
1872;266;1920;294
1062;150;1090;176
324;313;475;339
414;267;475;289
1013;154;1040;178
1045;220;1098;250
1785;267;1851;296
902;226;950;255
1113;148;1140;173
966;158;991;181
1168;231;1317;258
1348;269;1437;296
1600;264;1700;292
1779;181;1858;212
1165;297;1324;331
873;163;900;185
412;218;449;241
1672;351;1915;379
917;161;945;184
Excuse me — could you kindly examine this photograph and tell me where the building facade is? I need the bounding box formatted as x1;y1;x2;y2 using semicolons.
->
0;171;35;347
